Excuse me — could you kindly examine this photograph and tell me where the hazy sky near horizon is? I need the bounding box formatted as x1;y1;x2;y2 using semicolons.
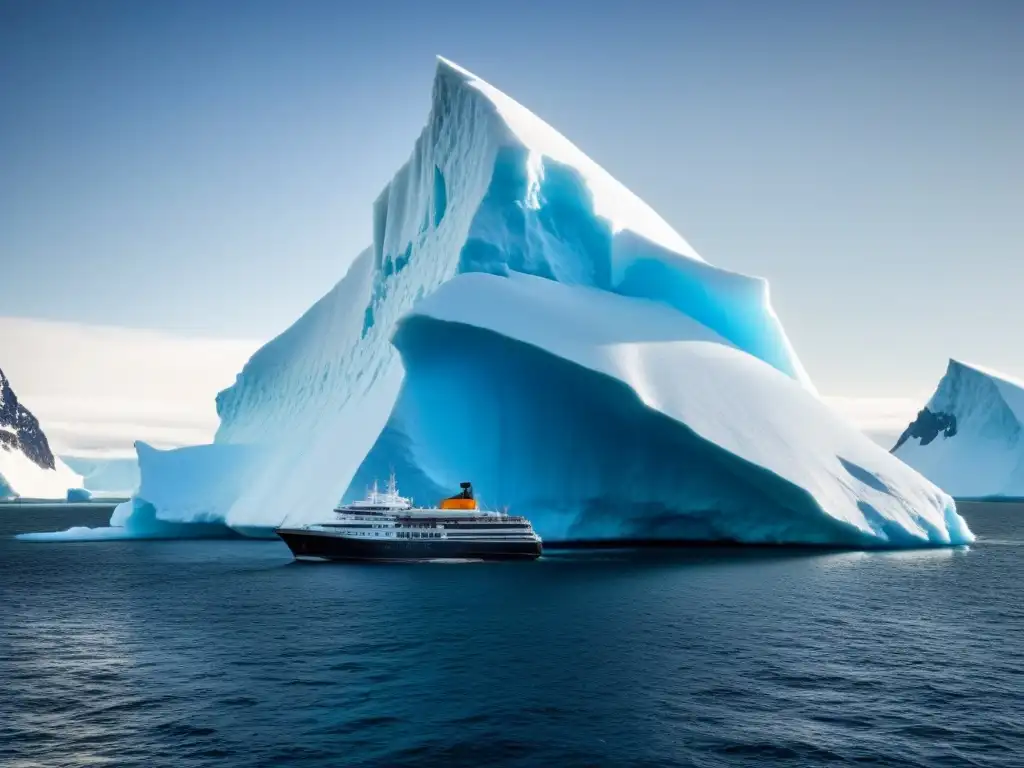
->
1;0;1022;453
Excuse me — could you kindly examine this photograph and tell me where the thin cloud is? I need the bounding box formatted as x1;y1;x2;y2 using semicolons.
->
0;317;262;458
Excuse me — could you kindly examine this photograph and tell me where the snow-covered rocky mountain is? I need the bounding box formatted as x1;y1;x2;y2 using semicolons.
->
894;360;1024;499
25;57;971;547
0;367;83;499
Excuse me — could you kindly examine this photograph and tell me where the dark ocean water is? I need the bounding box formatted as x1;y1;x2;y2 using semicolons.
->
2;503;1023;767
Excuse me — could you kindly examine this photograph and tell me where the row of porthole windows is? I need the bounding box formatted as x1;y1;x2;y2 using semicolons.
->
350;531;441;539
350;522;442;531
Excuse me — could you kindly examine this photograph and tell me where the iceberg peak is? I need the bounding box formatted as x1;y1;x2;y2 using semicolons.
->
434;55;473;79
429;55;698;260
946;358;1024;392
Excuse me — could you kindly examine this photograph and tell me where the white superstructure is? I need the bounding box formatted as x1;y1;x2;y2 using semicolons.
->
286;473;541;547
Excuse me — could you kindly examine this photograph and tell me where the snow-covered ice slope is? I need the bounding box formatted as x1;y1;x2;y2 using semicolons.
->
36;57;970;546
894;360;1024;499
0;368;82;499
390;273;970;545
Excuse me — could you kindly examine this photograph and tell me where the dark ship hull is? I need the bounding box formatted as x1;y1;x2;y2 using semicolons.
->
275;529;542;562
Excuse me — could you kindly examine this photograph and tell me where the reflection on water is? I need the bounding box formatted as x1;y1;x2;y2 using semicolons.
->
817;546;967;567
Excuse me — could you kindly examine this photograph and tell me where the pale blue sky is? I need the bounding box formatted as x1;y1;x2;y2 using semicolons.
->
2;0;1022;399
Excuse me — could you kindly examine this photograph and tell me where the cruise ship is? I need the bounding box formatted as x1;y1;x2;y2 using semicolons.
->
274;475;542;562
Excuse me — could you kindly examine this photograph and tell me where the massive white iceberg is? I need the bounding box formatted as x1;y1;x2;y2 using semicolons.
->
893;360;1024;499
26;57;972;547
0;368;83;499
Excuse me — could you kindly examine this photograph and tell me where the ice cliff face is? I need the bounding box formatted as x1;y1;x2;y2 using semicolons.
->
894;360;1024;499
0;367;83;499
32;57;971;547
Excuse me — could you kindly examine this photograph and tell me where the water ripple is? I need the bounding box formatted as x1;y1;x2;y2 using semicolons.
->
2;503;1024;767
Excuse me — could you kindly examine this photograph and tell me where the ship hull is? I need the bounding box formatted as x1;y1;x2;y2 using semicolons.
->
275;529;542;562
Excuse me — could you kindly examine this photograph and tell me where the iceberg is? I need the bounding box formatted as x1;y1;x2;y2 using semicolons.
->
66;487;92;502
29;57;971;547
61;456;140;498
0;367;83;499
18;495;238;541
893;360;1024;499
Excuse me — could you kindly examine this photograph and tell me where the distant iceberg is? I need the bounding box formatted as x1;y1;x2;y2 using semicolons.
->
893;360;1024;499
28;57;972;548
65;487;92;502
61;456;140;498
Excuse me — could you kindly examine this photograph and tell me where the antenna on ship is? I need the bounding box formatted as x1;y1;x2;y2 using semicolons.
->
387;467;398;499
497;377;507;517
